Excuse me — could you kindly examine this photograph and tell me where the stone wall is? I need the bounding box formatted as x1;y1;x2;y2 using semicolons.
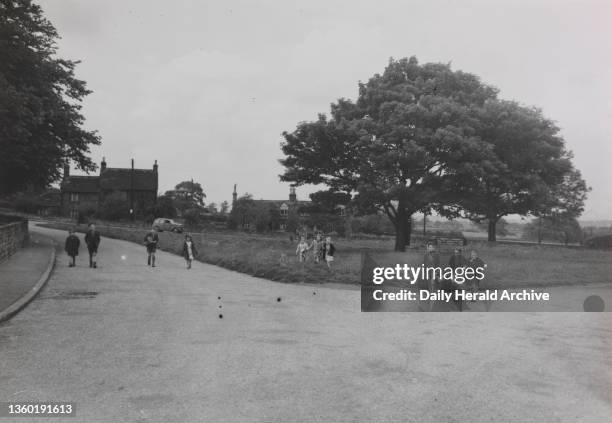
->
0;216;29;263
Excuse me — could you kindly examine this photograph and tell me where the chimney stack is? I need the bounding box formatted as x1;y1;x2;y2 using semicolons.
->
289;186;297;202
63;163;70;179
232;184;237;203
100;157;107;173
153;159;158;172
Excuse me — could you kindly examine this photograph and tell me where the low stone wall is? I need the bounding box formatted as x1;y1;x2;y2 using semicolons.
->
0;216;29;263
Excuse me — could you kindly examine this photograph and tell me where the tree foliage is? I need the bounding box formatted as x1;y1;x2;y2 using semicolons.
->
281;57;497;250
305;190;351;214
165;180;206;213
522;216;583;245
0;0;100;194
440;99;589;241
145;195;177;218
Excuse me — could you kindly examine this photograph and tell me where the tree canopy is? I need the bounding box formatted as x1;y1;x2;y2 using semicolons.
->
440;100;589;240
281;56;498;250
280;56;589;248
0;0;100;194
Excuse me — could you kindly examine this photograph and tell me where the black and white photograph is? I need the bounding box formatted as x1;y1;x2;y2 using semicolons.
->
0;0;610;421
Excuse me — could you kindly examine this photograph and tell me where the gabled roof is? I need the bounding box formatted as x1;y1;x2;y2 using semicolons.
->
99;168;157;191
61;176;100;193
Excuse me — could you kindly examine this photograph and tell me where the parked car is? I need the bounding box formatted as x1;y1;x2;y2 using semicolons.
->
152;218;184;233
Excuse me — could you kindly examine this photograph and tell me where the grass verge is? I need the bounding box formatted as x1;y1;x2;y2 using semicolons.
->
39;222;612;288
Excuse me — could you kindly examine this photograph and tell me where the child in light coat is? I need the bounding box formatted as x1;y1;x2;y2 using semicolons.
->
296;237;310;262
181;234;198;269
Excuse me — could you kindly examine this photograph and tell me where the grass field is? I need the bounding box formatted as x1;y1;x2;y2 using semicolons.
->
41;222;612;288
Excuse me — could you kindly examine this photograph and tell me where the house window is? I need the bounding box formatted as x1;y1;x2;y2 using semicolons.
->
280;203;289;216
70;207;78;219
337;205;346;216
70;193;79;203
280;223;287;231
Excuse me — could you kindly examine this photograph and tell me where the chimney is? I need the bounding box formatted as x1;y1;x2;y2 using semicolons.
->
232;184;237;203
289;186;296;202
100;157;107;173
153;159;158;172
63;163;70;179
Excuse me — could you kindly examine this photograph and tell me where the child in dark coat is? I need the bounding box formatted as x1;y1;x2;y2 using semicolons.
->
144;229;159;267
84;223;101;268
181;234;198;269
64;228;80;267
323;236;335;269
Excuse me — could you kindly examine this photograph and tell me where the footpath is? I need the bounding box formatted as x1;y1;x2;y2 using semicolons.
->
0;233;55;322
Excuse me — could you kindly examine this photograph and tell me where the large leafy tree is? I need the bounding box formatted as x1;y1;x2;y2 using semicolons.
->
440;99;589;241
0;0;100;194
280;57;497;251
165;180;206;213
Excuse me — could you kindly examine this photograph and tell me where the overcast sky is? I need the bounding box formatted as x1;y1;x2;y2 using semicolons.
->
41;0;611;220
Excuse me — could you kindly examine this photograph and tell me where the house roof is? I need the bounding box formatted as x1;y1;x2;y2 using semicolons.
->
61;168;158;193
61;176;100;193
99;168;157;191
253;199;311;207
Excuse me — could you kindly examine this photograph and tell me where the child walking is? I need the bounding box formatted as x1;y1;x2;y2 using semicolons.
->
84;223;101;268
64;228;80;267
182;234;198;269
144;229;159;267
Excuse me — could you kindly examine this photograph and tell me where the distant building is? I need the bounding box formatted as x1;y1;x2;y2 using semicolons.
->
231;184;347;231
60;158;158;218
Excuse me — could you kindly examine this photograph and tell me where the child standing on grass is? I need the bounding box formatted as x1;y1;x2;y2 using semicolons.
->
64;228;80;267
144;228;159;267
182;234;198;269
323;236;335;269
296;236;309;262
311;233;323;263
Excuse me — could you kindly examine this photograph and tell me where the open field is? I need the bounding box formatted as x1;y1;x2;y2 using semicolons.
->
40;221;612;288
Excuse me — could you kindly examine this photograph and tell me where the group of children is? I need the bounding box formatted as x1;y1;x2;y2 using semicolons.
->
295;234;335;269
64;223;101;268
65;225;199;270
142;229;199;269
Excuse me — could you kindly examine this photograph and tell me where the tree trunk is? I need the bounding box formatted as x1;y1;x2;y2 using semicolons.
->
537;217;542;244
487;218;497;242
394;206;408;252
404;214;412;247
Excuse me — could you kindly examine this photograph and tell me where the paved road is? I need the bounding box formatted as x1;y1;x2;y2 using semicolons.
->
0;225;611;422
0;234;53;314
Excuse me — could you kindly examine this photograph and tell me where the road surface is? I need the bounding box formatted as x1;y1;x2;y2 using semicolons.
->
0;225;610;422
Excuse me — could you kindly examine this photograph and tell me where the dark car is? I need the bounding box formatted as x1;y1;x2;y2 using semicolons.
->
152;218;184;233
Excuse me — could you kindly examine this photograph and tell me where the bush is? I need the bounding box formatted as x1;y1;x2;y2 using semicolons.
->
183;208;201;227
77;204;96;224
584;234;612;249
